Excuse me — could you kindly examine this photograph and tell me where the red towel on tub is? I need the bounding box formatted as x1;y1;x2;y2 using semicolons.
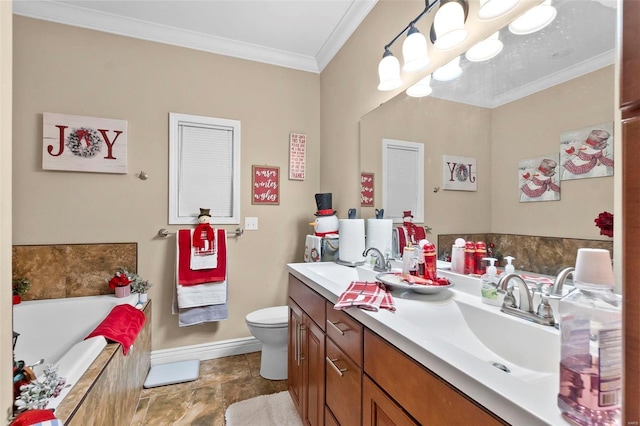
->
85;304;146;355
177;228;227;285
334;281;395;312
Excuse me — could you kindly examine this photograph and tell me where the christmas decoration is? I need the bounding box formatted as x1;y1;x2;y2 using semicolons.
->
595;211;614;237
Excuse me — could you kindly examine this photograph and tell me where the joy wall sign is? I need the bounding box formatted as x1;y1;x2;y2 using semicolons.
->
42;112;128;174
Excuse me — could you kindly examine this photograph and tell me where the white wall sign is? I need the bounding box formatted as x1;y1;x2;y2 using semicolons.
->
442;155;477;191
42;112;127;174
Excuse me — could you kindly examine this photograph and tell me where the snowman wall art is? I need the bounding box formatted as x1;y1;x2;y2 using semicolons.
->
519;154;561;203
559;122;614;181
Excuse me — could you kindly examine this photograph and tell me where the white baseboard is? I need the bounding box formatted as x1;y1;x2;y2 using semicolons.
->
150;337;262;365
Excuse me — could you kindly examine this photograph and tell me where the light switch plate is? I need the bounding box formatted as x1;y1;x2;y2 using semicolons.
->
245;217;258;230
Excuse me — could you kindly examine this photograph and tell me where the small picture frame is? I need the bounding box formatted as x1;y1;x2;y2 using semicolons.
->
289;133;306;180
252;165;280;205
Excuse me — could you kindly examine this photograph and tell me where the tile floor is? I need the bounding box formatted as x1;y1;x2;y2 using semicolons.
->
131;352;288;426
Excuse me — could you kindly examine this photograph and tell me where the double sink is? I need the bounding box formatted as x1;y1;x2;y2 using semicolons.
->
288;261;567;425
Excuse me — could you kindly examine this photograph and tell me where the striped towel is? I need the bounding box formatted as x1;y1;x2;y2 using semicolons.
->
334;281;395;312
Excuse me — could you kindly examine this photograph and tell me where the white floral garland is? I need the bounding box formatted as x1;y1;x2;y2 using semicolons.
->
65;127;103;158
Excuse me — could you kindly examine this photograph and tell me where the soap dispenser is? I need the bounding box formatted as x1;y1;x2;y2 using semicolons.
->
480;258;501;306
504;256;515;274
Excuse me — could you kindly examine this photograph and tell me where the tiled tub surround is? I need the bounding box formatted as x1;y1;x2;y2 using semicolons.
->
12;242;137;300
438;233;613;276
13;293;141;409
11;242;147;424
56;300;151;425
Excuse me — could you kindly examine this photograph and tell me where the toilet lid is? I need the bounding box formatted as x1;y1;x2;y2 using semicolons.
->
246;306;289;326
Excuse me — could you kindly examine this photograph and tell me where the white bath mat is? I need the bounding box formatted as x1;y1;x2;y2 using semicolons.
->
225;391;303;426
143;359;200;388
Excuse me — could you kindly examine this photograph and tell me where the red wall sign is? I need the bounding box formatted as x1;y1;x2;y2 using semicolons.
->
252;165;280;205
361;172;374;206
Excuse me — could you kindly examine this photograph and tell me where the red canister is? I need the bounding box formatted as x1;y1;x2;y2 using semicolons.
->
474;241;487;275
464;241;476;275
423;242;437;280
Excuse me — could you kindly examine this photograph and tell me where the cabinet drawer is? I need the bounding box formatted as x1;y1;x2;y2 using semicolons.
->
326;302;363;366
288;275;326;331
363;375;418;426
364;330;507;425
326;338;362;426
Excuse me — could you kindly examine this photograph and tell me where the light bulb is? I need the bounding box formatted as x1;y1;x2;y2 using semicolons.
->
433;56;462;81
478;0;519;20
465;32;503;62
434;1;468;50
402;25;429;72
378;50;403;91
509;0;557;35
406;74;433;98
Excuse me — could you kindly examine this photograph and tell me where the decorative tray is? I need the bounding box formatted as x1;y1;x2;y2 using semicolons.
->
375;273;454;294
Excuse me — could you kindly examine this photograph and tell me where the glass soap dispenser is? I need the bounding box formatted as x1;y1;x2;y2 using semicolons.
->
557;248;621;426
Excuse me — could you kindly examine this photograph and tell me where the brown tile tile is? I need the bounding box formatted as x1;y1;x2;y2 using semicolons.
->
12;245;67;300
221;376;288;408
182;385;225;426
245;351;262;377
131;397;150;426
140;355;252;398
142;388;196;426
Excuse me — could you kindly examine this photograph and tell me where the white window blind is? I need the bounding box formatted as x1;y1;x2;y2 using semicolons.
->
169;113;241;225
382;139;424;223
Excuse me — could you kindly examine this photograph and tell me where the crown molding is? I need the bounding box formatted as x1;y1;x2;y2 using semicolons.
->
14;0;367;73
316;0;377;71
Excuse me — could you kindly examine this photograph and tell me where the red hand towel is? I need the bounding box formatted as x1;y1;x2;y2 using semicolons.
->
178;229;227;285
85;304;146;355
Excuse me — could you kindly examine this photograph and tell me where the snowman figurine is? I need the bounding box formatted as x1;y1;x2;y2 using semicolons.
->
193;207;215;254
311;193;339;237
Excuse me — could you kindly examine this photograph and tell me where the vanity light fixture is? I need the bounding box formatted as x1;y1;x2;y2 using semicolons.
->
508;0;557;35
465;31;503;62
377;48;403;91
433;0;469;50
402;24;430;72
406;74;433;98
478;0;520;20
433;56;463;81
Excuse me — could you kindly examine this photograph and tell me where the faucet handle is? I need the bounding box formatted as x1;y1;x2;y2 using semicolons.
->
536;294;555;326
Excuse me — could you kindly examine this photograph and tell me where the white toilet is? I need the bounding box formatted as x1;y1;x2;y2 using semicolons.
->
245;305;289;380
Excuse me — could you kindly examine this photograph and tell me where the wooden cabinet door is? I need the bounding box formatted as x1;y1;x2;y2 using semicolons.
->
325;338;362;426
288;299;304;418
363;376;418;426
303;315;325;426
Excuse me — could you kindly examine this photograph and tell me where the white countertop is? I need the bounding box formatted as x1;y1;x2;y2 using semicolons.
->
287;261;569;426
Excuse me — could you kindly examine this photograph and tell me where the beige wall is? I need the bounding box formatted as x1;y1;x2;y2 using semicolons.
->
12;16;320;351
491;66;615;239
1;2;13;422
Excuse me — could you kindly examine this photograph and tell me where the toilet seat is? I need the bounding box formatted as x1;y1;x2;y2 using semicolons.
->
246;306;288;328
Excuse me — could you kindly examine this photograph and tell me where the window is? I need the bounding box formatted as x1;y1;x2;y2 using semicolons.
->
169;113;241;225
382;138;424;224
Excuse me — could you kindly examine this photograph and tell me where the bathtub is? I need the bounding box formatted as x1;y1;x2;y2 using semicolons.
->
12;293;140;410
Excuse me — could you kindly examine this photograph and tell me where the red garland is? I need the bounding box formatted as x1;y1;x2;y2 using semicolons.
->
594;211;614;238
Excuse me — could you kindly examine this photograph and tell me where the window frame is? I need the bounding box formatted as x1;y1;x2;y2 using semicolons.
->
169;112;241;225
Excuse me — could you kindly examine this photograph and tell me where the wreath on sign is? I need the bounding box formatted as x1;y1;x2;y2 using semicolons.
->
65;127;103;158
455;163;469;182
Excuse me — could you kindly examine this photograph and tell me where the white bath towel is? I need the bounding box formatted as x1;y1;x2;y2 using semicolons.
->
177;280;227;308
304;235;322;262
190;228;218;270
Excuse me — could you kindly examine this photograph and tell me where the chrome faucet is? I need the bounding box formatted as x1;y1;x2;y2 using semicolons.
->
551;267;574;297
497;273;555;326
363;247;391;272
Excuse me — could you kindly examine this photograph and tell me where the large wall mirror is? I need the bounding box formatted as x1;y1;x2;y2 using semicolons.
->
360;0;616;251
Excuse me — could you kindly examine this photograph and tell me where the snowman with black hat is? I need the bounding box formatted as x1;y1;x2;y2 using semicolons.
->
310;193;339;237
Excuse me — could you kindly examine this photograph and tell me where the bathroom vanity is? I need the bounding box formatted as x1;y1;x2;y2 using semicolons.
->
287;262;567;425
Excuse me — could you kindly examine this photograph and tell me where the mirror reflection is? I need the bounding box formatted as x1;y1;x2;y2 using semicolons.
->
360;0;616;261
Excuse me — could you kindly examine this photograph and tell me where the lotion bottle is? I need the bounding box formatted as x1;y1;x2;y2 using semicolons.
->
480;258;501;306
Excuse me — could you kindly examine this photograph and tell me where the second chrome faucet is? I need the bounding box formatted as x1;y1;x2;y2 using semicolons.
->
497;273;555;327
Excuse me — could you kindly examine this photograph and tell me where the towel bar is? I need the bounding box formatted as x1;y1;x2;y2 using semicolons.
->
157;228;244;238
